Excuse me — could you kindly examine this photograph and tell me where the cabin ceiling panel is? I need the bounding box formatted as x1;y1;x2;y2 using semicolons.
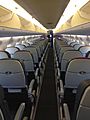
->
0;6;11;17
81;1;90;14
15;0;69;29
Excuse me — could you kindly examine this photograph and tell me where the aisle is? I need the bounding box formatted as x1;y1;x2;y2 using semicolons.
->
34;47;58;120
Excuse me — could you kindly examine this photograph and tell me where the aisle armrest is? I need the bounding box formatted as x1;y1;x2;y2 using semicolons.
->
14;103;25;120
63;103;70;120
59;80;64;99
35;68;39;84
28;79;35;103
28;79;35;93
39;61;42;68
57;68;60;80
56;61;59;68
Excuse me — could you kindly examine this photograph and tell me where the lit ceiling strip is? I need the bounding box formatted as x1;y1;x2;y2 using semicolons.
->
0;0;47;31
54;0;89;32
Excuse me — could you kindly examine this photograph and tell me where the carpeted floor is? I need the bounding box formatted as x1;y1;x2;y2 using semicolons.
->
34;47;58;120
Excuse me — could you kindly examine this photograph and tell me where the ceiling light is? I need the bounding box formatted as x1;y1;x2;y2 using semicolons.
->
54;0;89;32
0;0;47;31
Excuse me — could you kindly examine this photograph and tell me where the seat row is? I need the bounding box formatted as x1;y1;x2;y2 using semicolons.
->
54;37;90;120
0;38;49;120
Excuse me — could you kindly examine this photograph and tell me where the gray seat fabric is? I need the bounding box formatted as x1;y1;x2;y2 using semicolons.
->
13;51;35;86
15;44;26;50
61;50;82;72
73;80;90;120
79;46;90;57
70;42;79;47
23;47;39;68
13;51;34;72
0;59;33;118
67;41;74;45
0;59;26;88
30;45;41;61
5;47;19;58
55;40;68;57
0;51;10;59
22;43;30;47
58;46;74;64
74;44;84;50
65;58;90;89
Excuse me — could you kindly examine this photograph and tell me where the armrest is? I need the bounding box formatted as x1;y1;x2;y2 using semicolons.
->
35;68;39;77
28;79;35;103
56;61;59;68
39;61;42;68
63;103;70;120
59;80;64;99
57;68;60;80
35;68;40;84
39;61;45;76
28;79;35;93
14;103;25;120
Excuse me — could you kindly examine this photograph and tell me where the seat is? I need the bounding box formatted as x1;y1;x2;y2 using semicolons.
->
31;45;41;62
60;50;82;82
58;58;90;114
0;85;25;120
0;51;10;59
5;47;19;58
63;58;90;111
60;80;90;120
55;40;68;58
22;43;30;47
23;47;39;69
70;42;79;47
67;41;74;46
65;58;90;89
13;50;38;87
79;46;90;57
74;44;84;50
0;59;35;118
58;46;74;67
15;44;26;50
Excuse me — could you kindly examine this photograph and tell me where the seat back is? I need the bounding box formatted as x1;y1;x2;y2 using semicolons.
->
79;46;90;57
22;43;30;47
0;59;26;88
5;47;19;58
65;58;90;89
31;45;41;60
74;44;84;50
70;42;79;47
13;51;34;72
15;44;26;50
59;46;74;64
13;51;35;86
0;51;10;59
61;50;82;72
24;47;39;68
0;59;33;119
73;80;90;120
